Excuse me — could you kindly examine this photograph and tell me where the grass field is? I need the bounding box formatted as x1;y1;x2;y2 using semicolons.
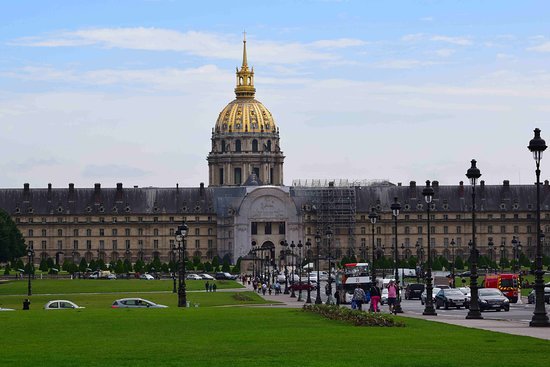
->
1;279;549;367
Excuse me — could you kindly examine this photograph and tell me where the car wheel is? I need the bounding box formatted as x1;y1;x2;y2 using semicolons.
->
435;302;440;309
505;306;510;312
496;308;501;312
444;301;449;310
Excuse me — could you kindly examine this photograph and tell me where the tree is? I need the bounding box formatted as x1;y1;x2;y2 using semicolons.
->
0;209;26;262
212;256;220;271
432;257;443;271
123;259;133;273
39;258;49;272
79;258;88;272
204;261;212;272
222;257;230;272
454;256;464;270
134;259;145;273
114;260;125;274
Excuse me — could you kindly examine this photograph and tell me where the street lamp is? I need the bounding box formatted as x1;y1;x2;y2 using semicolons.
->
27;247;34;296
314;233;322;304
466;159;483;319
175;222;189;307
528;128;550;327
251;241;257;279
488;238;494;273
390;197;403;313
500;241;505;273
422;181;436;316
368;207;378;286
450;238;456;288
326;227;334;305
290;241;296;298
297;240;304;302
415;241;422;283
305;239;312;303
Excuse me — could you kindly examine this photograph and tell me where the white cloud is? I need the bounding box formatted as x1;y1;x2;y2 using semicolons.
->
431;35;472;46
11;28;363;64
433;48;455;57
401;33;425;42
374;59;438;69
528;42;550;52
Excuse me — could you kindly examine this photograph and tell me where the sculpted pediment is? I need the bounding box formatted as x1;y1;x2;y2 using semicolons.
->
249;195;287;219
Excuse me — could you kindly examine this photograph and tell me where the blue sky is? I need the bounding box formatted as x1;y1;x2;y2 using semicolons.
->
1;0;550;188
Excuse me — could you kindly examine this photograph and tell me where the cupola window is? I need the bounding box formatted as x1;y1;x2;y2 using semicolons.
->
252;139;258;152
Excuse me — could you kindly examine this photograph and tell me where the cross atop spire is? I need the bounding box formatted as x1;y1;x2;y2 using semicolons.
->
235;32;255;99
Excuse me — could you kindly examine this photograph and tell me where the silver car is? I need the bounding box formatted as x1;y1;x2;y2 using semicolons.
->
111;298;168;308
45;300;84;310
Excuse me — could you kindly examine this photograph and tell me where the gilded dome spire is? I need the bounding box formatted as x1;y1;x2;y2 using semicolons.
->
235;33;255;99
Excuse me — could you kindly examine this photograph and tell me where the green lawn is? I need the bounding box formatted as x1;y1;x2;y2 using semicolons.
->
0;306;548;367
0;278;242;295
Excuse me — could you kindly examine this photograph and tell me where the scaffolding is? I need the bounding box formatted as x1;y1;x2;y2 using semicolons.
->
294;180;357;258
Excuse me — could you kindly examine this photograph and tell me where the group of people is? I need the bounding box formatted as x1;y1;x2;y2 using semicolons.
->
250;279;281;295
204;281;217;292
352;280;400;314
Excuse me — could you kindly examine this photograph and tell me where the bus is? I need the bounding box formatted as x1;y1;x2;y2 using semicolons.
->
335;263;372;304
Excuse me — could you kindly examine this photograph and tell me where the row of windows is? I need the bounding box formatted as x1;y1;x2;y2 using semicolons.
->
29;239;215;251
27;227;215;237
17;216;214;224
251;222;285;235
220;139;272;153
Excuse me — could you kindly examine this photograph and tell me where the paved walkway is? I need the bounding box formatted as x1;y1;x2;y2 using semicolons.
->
242;282;550;341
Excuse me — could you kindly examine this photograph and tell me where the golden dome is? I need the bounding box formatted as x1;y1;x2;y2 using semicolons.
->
214;35;277;134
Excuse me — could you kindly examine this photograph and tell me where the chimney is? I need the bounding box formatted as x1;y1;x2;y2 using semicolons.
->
458;181;464;197
480;180;485;188
200;182;205;197
503;180;510;187
47;183;52;202
68;183;75;202
545;180;549;186
23;183;30;202
116;183;123;203
94;183;101;204
432;181;439;195
397;182;402;186
409;181;416;199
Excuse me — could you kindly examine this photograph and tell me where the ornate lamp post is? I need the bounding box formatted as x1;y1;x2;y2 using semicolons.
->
450;239;456;288
305;239;312;303
466;159;483;319
421;182;436;316
251;241;257;279
297;240;304;302
390;197;403;313
528;128;550;327
368;207;378;286
175;222;189;307
314;233;322;304
290;241;296;298
27;247;34;296
500;241;505;273
326;227;334;305
515;239;523;305
415;241;421;283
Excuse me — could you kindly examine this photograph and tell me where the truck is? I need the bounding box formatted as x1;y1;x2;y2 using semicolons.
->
483;273;519;303
335;263;372;304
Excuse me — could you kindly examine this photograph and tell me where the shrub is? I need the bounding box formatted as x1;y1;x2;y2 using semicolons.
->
232;293;254;302
302;304;405;327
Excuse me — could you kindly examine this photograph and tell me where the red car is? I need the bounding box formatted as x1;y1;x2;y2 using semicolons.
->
289;282;316;292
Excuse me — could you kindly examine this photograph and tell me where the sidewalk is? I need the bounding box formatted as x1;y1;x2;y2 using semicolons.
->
243;282;550;340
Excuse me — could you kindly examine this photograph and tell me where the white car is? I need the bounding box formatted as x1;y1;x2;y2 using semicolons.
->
111;298;167;308
186;273;202;280
200;273;215;280
45;300;84;310
0;307;15;311
140;273;155;280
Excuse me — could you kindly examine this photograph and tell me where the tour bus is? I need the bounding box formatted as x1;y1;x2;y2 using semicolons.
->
335;263;372;304
483;273;519;303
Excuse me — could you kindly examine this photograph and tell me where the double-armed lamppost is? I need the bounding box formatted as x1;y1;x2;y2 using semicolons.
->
368;207;378;286
305;239;312;303
297;240;304;302
325;227;333;305
466;159;483;319
422;181;436;316
528;128;550;327
290;241;296;298
314;233;322;304
175;222;189;307
27;247;34;296
390;197;403;313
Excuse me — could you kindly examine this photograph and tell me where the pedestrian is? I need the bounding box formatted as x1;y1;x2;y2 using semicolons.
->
268;284;272;295
205;281;210;292
261;282;267;295
352;285;366;311
387;280;399;314
23;298;31;310
212;283;217;292
370;283;381;312
209;283;214;292
334;290;340;306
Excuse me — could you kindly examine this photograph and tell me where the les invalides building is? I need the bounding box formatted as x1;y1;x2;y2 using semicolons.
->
1;39;549;271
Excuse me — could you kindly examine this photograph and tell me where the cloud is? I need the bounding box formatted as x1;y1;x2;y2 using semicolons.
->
11;28;364;64
433;48;455;57
528;42;550;52
374;59;438;69
401;33;425;42
82;164;150;178
430;35;472;46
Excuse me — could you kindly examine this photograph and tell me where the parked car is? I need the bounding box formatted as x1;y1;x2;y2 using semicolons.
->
0;307;15;311
186;273;202;280
434;289;469;309
458;287;471;302
527;287;550;304
381;288;389;305
404;283;425;300
478;288;510;311
111;298;167;308
44;300;84;310
200;273;214;280
421;287;441;305
140;273;155;280
214;272;237;280
289;282;316;292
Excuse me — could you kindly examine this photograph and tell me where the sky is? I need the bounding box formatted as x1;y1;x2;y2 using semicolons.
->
1;0;550;189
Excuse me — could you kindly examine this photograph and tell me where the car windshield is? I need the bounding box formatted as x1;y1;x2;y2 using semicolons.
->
444;290;464;296
480;289;502;296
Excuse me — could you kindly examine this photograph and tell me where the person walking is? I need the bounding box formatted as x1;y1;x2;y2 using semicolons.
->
370;283;381;312
387;280;399;314
205;281;210;292
352;285;366;311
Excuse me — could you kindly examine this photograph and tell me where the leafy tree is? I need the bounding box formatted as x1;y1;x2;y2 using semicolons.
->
79;258;88;272
46;257;55;269
97;259;106;270
192;256;201;267
222;257;231;272
204;261;212;272
0;209;26;262
66;262;78;274
161;262;169;272
134;259;145;273
407;256;417;269
168;260;176;273
543;255;550;267
123;259;133;273
3;264;10;275
232;257;241;274
454;256;464;270
114;260;125;274
212;256;220;271
88;259;97;271
432;257;443;271
39;258;49;272
185;260;194;271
